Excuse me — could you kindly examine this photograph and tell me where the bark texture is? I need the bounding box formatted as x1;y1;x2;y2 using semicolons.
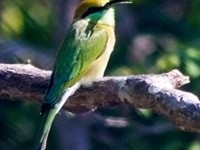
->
0;64;199;133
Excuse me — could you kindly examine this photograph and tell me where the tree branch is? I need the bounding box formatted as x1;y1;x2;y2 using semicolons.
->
0;64;200;133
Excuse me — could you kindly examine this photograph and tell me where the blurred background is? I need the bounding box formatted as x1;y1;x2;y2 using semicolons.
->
0;0;200;149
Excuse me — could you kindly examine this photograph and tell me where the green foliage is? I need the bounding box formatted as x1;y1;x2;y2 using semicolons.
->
0;0;53;46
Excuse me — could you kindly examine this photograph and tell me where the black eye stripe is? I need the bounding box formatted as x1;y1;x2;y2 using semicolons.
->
81;7;104;18
80;0;127;18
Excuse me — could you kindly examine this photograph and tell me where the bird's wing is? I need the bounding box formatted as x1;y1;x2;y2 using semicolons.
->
42;22;108;111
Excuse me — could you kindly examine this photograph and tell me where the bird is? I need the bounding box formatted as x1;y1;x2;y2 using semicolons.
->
36;0;131;149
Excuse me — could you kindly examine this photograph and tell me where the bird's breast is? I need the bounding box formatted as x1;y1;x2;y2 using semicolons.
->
80;24;116;85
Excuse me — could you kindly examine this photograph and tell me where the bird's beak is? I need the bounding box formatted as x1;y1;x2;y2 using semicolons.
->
107;0;132;6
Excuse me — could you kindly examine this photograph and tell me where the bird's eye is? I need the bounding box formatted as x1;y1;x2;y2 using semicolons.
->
81;7;104;18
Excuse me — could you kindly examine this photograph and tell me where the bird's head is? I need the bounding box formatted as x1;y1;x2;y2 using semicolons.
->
74;0;132;20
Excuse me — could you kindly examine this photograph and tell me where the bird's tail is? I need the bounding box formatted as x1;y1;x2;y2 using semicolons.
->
35;82;80;150
36;109;57;150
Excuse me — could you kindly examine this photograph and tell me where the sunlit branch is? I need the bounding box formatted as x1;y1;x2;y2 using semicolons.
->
0;64;199;133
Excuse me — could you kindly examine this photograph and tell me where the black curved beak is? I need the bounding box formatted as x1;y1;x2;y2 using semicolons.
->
107;0;132;6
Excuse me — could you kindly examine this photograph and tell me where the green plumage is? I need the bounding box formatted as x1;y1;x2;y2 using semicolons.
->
37;13;110;150
42;20;108;112
37;21;108;150
35;0;130;149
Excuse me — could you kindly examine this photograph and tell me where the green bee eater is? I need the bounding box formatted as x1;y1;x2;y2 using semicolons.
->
36;0;132;149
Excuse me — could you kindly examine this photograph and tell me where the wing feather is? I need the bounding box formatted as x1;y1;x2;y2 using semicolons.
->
42;20;108;109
